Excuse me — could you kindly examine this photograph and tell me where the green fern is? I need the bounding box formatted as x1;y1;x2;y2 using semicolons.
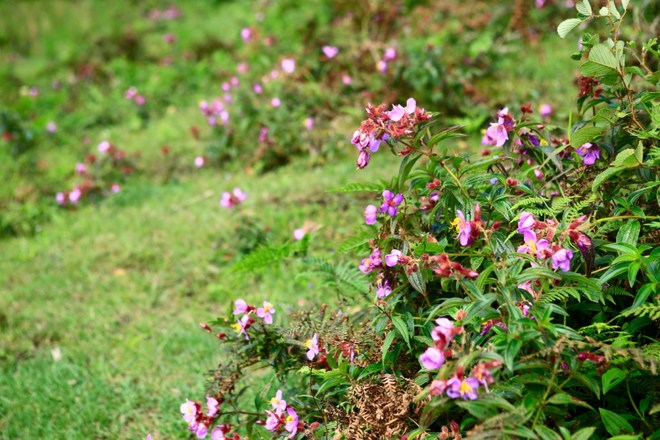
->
326;182;384;193
337;229;375;254
510;196;548;212
232;243;294;272
618;304;660;321
299;257;370;296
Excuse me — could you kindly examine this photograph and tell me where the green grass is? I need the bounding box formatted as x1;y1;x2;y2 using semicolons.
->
0;156;396;438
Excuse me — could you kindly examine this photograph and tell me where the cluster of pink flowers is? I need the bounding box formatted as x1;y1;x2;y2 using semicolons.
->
351;99;431;169
359;248;382;274
263;390;302;438
429;361;502;401
149;5;180;21
231;298;275;340
419;318;462;370
481;107;516;147
220;188;247;209
199;99;230;127
124;87;146;106
180;397;236;439
516;212;574;271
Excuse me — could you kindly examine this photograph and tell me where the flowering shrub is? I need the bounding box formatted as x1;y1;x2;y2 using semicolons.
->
180;3;658;438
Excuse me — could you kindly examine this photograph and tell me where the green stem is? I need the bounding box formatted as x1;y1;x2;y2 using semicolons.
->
592;215;659;224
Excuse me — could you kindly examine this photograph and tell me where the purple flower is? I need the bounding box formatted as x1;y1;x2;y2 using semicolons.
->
419;347;445;370
384;47;397;61
231;314;251;340
446;377;480;400
284;407;299;438
517;237;550;259
376;278;392;299
271;97;281;108
387;104;406;122
322;45;338;58
517;212;537;242
253;83;263;94
539;104;553;117
206;396;219;417
211;427;226;440
69;188;82;204
240;27;252;42
482;121;509;147
305;333;319;360
551;248;573;272
191;422;208;439
110;184;121;194
342;74;352;85
385;249;402;267
256;301;275;324
451;210;472;246
56;192;66;205
356;150;371;169
195;156;205;168
575;142;600;165
270;389;287;415
359;249;382;273
304;117;314;131
380;190;404;217
98;140;111;154
364;204;378;225
220;188;247;209
233;298;248;315
75;163;87;175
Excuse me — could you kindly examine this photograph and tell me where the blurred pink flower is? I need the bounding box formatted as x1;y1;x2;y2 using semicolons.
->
281;58;295;73
322;45;339;58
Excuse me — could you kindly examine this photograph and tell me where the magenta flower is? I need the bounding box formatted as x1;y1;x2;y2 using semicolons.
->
271;98;281;108
385;249;403;267
356;150;370;169
551;248;573;271
380;190;404;217
256;301;275;324
451;210;472;246
384;47;397;61
431;318;457;347
230;76;239;87
342;74;352;85
482;121;509;147
206;396;219;417
240;27;252;42
253;83;263;94
195;156;205;168
69;188;82;204
376;278;392;299
575;142;600;166
75;163;87;175
192;422;208;439
284;407;299;438
419;347;445;370
387;104;406;122
517;237;550;259
359;249;382;273
446;377;480;400
233;298;248;315
322;45;339;58
110;184;121;193
211;427;226;440
517;212;537;242
180;399;198;424
55;192;66;205
364;204;378;225
98;140;111;154
270;389;287;415
231;314;251;340
135;95;146;106
305;333;319;360
304;117;314;131
539;103;553;117
265;411;279;431
281;58;295;73
293;228;306;240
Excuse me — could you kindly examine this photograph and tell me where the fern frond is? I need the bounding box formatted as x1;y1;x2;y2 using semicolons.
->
337;229;376;254
232;243;293;272
618;304;660;320
300;257;370;296
510;197;548;212
327;182;384;193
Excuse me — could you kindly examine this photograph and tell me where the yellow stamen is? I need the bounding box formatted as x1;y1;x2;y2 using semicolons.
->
231;323;242;333
459;380;474;395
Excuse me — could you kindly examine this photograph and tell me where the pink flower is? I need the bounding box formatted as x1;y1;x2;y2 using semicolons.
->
231;314;251;340
206;396;219;417
233;298;249;315
211;427;226;440
376;278;392;299
240;27;252;42
364;204;377;225
451;210;472;246
56;192;66;205
387;104;406;122
551;248;573;272
385;249;402;267
69;188;82;204
180;399;199;424
220;188;247;209
110;184;121;193
265;410;280;431
237;62;249;74
342;74;352;85
482;121;508;147
419;347;445;370
98;140;111;154
192;422;208;439
293;228;306;240
271;98;281;108
270;390;287;415
281;58;295;73
359;249;382;273
195;156;205;168
135;95;146;106
446;377;480;400
517;237;551;259
253;83;263;94
163;33;176;44
539;103;553;117
256;301;275;324
230;76;239;87
405;98;417;114
575;142;600;166
125;87;138;100
376;60;388;74
384;47;397;61
304;117;314;131
431;318;458;347
221;82;231;92
284;407;299;438
322;45;339;58
46;122;57;133
305;333;319;360
380;190;404;217
75;163;87;175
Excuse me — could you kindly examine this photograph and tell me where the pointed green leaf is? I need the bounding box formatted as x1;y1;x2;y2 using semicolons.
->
599;408;634;436
557;18;583;38
602;367;627;394
576;0;592;15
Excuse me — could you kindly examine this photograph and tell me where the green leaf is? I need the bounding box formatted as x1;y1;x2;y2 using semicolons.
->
391;316;411;347
557;18;583;38
611;148;641;167
585;44;619;76
406;269;426;295
504;338;523;372
599;408;634;436
535;425;562;440
602;367;627;394
357;363;383;381
621;0;629;10
576;0;592;15
327;182;384;193
592;166;625;191
547;392;594;409
617;220;641;246
381;330;396;364
571;126;602;147
397;152;423;192
572;427;597;440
